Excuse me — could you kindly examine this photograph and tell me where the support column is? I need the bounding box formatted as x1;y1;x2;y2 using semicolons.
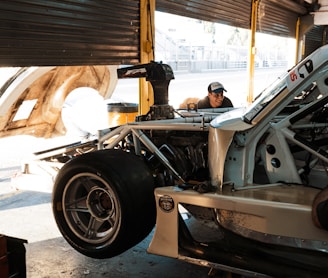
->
295;17;301;64
247;0;258;104
296;15;314;61
139;0;155;115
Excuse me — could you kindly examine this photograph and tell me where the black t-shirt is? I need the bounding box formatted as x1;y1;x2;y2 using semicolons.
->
197;96;233;109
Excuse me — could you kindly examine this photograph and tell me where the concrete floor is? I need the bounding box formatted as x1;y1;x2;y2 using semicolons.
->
0;189;220;278
0;136;226;278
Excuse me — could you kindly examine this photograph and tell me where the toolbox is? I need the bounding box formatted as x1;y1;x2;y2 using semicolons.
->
0;235;27;278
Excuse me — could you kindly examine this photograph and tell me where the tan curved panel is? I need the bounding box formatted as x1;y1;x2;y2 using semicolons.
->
0;65;113;138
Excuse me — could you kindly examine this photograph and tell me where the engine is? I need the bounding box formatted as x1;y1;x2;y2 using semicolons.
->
123;129;209;186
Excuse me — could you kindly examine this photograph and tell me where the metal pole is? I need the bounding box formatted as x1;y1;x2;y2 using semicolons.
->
295;17;301;64
247;0;259;104
139;0;155;115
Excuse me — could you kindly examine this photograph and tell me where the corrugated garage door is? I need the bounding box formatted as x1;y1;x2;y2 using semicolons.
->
304;25;328;57
0;0;305;67
0;0;140;66
156;0;252;30
256;0;298;38
156;0;298;38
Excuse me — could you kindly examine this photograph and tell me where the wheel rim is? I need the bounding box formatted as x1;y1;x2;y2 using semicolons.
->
62;172;121;245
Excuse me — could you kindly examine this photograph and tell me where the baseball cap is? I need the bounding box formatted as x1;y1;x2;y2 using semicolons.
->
209;82;227;93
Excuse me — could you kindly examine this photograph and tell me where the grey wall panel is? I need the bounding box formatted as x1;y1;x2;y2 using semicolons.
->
0;0;140;66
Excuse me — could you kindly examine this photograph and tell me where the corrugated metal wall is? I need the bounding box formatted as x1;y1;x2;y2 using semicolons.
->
156;0;252;30
304;25;328;57
257;0;298;38
156;0;298;38
0;0;140;66
0;0;308;67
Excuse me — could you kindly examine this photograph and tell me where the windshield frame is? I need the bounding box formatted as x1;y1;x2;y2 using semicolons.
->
243;72;289;124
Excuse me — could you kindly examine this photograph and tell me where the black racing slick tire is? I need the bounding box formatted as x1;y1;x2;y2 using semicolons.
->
52;149;156;259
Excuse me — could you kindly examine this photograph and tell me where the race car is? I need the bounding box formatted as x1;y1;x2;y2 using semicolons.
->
51;47;328;277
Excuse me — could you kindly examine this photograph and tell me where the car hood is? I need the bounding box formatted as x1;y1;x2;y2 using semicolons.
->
0;66;117;138
210;107;252;131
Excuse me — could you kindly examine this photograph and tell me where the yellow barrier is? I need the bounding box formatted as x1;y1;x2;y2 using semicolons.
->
107;103;138;127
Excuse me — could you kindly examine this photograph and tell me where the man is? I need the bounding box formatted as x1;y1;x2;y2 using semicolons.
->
197;81;233;109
